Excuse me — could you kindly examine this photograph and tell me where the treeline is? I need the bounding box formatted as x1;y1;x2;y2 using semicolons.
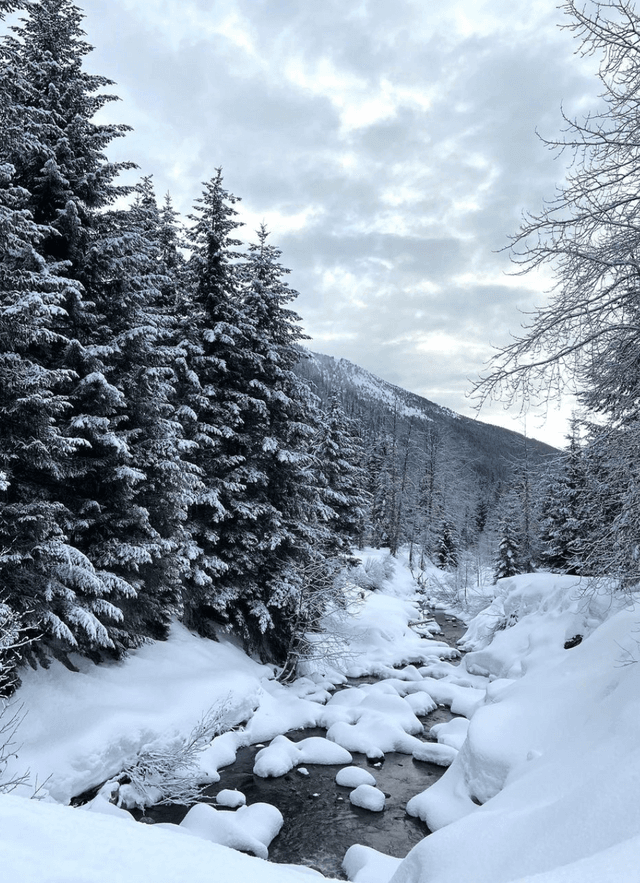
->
0;0;370;676
298;353;555;590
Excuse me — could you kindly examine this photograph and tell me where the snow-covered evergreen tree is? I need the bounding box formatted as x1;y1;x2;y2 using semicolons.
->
493;488;525;582
436;519;459;570
365;436;392;548
539;424;586;574
493;522;521;582
77;179;199;645
1;0;134;265
0;0;144;661
313;392;369;557
0;162;126;665
0;0;178;658
177;171;257;635
230;223;329;661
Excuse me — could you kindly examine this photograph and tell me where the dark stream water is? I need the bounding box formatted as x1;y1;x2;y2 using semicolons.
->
141;609;467;879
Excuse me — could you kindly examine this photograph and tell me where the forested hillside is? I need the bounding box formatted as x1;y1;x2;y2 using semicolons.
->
298;352;556;578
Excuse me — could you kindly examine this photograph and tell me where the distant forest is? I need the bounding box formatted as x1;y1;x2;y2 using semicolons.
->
0;0;631;686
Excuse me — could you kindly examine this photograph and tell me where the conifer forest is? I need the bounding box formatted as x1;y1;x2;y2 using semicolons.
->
2;0;640;688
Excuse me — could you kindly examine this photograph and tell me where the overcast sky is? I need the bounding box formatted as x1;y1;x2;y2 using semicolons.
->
14;0;605;446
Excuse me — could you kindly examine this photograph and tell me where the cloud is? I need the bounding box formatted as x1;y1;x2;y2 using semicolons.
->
50;0;602;446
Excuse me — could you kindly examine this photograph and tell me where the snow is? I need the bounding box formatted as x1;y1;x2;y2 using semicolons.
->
343;844;402;883
349;783;386;812
3;623;267;803
411;742;457;767
253;734;352;777
4;555;640;883
216;788;246;807
398;573;640;883
176;801;283;859
0;793;307;883
336;766;377;787
429;717;469;750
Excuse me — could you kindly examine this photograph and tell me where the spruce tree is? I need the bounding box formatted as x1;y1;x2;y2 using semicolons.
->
436;519;459;570
235;224;329;661
0;0;143;661
366;436;392;548
493;522;521;582
0;0;175;658
493;488;525;582
539;424;586;574
314;392;368;557
1;0;134;261
77;179;199;644
178;171;256;636
0;163;126;665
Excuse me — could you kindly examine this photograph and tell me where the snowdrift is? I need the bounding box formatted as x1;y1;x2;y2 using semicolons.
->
397;573;640;883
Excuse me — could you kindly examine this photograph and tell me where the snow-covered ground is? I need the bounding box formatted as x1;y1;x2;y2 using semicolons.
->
2;550;640;883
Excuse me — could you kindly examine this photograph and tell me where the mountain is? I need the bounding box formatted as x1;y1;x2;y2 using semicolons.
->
298;350;556;476
296;351;558;564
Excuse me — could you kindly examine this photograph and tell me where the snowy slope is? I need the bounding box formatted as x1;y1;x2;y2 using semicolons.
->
393;574;640;883
3;559;640;883
0;550;450;882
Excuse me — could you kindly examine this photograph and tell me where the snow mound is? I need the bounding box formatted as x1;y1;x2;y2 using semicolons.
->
402;691;438;716
349;784;386;812
253;734;352;777
327;717;422;760
215;789;246;808
335;766;377;787
0;793;314;883
343;843;401;882
459;573;621;679
178;801;283;859
430;717;469;750
411;741;458;767
321;682;427;759
81;793;137;822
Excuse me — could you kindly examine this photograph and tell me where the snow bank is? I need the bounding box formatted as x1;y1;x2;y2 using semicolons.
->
337;550;459;676
398;574;640;883
459;573;620;675
0;793;332;883
177;801;283;859
4;623;268;802
344;844;402;883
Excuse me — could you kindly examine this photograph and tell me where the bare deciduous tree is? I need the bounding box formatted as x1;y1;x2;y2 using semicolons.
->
474;1;640;421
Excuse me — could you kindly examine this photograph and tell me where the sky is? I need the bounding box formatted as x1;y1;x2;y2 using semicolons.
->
9;0;605;447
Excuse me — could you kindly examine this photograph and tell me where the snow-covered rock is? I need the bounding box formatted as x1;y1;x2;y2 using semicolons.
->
253;734;352;777
335;766;377;788
430;717;469;750
178;801;283;859
343;843;401;882
215;789;246;808
349;784;386;812
411;741;458;767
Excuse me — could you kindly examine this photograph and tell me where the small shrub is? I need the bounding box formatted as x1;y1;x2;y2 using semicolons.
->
107;699;235;810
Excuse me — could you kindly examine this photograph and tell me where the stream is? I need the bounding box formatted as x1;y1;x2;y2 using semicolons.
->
141;610;467;880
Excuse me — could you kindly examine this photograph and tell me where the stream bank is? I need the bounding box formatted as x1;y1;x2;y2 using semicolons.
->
142;608;468;879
